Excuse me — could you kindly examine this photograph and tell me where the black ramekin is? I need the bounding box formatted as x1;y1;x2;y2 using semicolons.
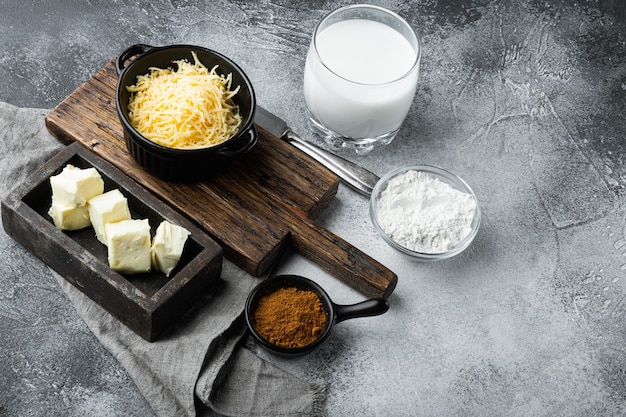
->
115;44;257;181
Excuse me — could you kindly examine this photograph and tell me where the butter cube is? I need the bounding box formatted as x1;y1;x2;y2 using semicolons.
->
48;202;91;231
105;219;152;274
50;165;104;206
87;189;131;244
151;221;190;277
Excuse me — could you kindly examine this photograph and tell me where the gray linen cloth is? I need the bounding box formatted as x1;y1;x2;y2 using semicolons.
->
0;101;326;417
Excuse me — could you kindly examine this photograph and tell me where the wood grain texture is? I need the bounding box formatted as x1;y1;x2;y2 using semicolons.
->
45;59;397;298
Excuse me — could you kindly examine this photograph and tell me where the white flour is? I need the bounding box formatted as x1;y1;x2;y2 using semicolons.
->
376;170;476;253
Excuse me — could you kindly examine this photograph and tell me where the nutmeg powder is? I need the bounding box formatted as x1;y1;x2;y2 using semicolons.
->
253;287;328;349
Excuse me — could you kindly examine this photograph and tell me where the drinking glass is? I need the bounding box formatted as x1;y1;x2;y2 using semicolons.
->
303;4;421;155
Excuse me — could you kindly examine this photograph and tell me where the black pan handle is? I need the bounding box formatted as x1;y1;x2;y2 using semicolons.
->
334;298;389;324
115;44;154;75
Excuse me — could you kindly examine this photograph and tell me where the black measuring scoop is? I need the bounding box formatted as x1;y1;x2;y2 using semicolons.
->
245;274;389;357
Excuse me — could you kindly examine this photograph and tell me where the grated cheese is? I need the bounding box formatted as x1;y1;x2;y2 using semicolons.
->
126;51;242;149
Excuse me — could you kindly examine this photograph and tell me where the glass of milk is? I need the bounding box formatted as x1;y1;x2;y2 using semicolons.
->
303;4;421;155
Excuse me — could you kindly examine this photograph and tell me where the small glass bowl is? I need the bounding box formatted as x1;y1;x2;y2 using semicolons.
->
369;165;481;261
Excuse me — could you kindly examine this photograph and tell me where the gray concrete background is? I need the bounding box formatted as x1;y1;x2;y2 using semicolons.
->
1;0;626;416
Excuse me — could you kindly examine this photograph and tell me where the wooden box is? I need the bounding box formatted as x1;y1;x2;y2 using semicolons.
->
2;143;223;341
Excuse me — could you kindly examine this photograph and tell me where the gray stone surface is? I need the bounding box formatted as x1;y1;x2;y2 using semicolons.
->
2;0;626;416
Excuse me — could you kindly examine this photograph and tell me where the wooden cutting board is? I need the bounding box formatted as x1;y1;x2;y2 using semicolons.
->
45;59;397;299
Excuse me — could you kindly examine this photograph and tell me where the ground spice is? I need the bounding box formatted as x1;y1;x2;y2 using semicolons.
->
253;286;329;349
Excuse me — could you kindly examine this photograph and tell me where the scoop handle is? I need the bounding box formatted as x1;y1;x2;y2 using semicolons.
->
283;129;380;196
334;298;389;324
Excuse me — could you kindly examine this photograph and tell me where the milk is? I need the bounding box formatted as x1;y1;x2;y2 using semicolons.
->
304;18;419;140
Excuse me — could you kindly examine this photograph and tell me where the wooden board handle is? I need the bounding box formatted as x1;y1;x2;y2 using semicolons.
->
287;211;397;299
